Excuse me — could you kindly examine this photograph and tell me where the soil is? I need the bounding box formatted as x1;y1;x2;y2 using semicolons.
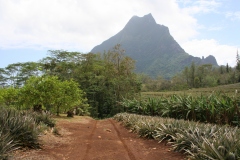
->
10;116;186;160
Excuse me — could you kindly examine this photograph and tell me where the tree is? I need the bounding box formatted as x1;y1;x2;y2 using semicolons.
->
4;63;22;87
220;65;224;74
190;62;196;87
235;49;240;82
194;77;200;88
0;68;7;87
197;64;212;87
20;76;87;115
73;45;141;118
54;79;87;116
103;44;140;98
183;66;189;86
0;89;3;105
1;62;42;87
19;62;42;82
236;49;240;71
0;87;19;108
226;63;229;73
41;50;83;80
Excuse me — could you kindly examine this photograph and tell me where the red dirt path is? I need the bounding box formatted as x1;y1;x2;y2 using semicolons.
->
11;116;186;160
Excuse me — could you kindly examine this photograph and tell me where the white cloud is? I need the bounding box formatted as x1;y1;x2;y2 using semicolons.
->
0;0;199;51
182;39;238;67
180;0;221;15
0;0;237;68
225;11;240;21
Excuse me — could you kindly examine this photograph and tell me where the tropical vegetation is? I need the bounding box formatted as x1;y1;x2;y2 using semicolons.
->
114;113;240;160
140;60;240;92
0;107;55;159
119;92;240;126
1;45;240;159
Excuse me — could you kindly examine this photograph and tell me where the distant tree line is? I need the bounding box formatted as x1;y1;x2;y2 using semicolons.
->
140;52;240;92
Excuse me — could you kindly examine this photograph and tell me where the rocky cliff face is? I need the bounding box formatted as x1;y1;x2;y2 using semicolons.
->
91;13;218;78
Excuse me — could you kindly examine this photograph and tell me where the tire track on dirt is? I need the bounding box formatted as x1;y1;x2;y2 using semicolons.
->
109;119;137;160
83;119;98;160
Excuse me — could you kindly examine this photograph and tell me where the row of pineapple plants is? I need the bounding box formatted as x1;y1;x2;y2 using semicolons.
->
120;92;240;126
0;107;56;159
113;113;240;160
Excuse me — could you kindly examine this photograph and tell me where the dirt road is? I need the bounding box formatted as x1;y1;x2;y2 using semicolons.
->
11;116;185;160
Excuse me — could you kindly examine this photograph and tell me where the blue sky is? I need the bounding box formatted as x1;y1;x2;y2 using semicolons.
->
0;0;239;68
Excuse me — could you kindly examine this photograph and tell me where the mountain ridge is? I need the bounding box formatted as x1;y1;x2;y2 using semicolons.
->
91;13;218;78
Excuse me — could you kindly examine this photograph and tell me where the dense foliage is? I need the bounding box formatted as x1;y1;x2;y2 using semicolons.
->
141;62;240;92
20;76;87;115
0;76;87;116
0;45;141;118
114;113;240;160
119;92;240;126
1;45;240;159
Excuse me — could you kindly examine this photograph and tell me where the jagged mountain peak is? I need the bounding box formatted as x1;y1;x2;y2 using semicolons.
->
123;13;166;35
130;13;156;24
91;14;218;78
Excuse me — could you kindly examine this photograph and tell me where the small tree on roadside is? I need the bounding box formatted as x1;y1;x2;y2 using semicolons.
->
19;76;88;116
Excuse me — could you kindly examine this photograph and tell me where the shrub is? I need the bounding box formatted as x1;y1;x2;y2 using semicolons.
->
0;108;40;149
31;111;55;128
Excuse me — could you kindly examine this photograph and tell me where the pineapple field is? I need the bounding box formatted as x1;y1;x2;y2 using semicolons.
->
113;113;240;160
113;83;240;159
121;83;240;126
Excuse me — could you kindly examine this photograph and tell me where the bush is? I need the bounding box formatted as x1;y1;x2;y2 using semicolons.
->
0;107;42;158
31;111;55;128
0;131;18;160
0;108;40;148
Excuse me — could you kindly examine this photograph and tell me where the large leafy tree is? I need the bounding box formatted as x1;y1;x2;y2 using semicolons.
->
41;50;83;80
103;44;140;101
73;53;106;117
19;76;87;115
91;44;141;117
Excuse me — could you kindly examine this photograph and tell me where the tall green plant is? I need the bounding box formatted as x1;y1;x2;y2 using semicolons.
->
119;92;240;126
0;107;40;148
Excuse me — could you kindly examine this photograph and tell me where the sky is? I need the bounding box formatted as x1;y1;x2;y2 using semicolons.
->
0;0;239;68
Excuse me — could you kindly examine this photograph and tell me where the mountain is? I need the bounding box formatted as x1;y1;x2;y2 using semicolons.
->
91;13;218;78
